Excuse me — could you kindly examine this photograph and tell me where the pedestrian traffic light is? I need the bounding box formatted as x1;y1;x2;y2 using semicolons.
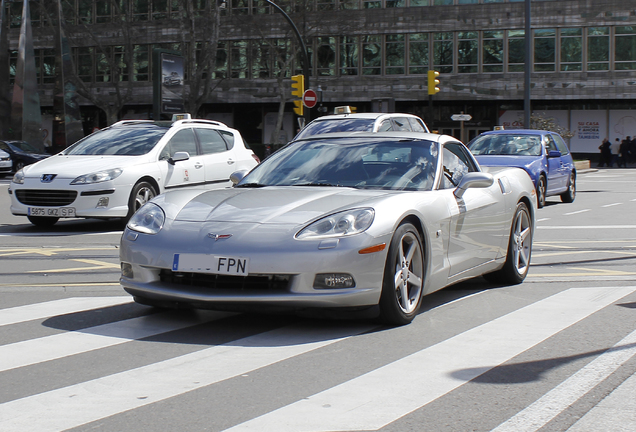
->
427;70;440;95
291;75;304;116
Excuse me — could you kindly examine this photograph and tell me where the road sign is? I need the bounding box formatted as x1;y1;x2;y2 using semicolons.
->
303;89;318;108
451;114;472;121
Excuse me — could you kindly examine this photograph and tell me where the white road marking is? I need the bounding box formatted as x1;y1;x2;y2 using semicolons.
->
0;322;375;432
601;203;623;208
0;297;132;327
536;218;550;222
563;209;591;216
538;225;636;230
0;310;231;372
492;328;636;432
226;286;636;432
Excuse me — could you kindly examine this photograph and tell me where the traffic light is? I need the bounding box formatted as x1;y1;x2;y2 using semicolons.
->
427;70;440;95
291;74;304;116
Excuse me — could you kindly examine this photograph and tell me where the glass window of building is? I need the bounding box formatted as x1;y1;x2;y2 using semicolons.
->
133;0;150;21
507;29;525;72
534;28;556;72
78;0;93;24
433;0;453;5
386;0;407;7
340;0;360;9
231;41;248;78
231;0;250;15
96;48;111;82
317;0;337;11
134;45;149;81
483;30;504;72
615;26;636;70
316;37;337;76
151;0;170;20
560;28;582;71
408;33;429;75
362;35;382;75
458;31;478;73
409;0;429;5
96;1;112;23
251;40;272;79
76;47;94;82
588;27;609;71
340;36;359;75
433;32;453;74
215;42;228;79
363;0;382;8
386;35;405;75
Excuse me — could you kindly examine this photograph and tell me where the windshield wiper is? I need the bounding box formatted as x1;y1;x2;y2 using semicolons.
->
292;182;337;187
236;182;267;188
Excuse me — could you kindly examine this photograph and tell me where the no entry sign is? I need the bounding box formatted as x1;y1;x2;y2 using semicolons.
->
303;89;318;108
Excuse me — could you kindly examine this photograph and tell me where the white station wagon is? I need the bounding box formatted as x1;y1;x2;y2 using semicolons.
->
9;117;259;227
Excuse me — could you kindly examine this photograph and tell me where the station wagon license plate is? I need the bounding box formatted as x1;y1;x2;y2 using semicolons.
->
172;253;249;276
28;207;76;218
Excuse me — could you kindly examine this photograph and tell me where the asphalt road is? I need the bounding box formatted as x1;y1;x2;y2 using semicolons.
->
0;168;635;432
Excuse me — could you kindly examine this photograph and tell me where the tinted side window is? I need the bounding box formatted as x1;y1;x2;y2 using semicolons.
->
552;134;570;155
219;130;235;150
377;120;392;132
440;143;475;189
408;118;426;132
161;129;197;159
544;135;558;152
392;117;412;131
195;129;228;155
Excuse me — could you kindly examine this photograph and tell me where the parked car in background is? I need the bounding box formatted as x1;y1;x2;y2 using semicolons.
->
0;140;50;172
294;109;429;140
467;129;575;208
120;131;536;326
0;149;12;177
9;116;260;227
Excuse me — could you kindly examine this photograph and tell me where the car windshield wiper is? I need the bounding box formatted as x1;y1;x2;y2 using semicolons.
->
236;182;267;188
292;182;338;187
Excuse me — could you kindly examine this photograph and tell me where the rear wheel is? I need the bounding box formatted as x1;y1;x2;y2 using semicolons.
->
484;202;532;285
27;215;59;227
560;171;576;203
536;175;546;208
126;181;157;220
378;222;425;326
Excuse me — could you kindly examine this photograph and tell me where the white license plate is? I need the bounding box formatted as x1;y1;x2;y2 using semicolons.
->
172;253;249;276
28;207;76;218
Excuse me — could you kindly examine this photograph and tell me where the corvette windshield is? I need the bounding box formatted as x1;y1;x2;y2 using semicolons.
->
64;125;168;156
468;134;542;156
239;138;439;191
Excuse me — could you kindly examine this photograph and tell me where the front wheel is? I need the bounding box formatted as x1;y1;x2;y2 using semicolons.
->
484;202;532;285
126;181;157;220
378;222;425;326
27;215;59;227
560;171;576;203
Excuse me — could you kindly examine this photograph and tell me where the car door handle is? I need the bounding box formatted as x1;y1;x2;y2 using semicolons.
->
227;159;235;165
194;163;203;169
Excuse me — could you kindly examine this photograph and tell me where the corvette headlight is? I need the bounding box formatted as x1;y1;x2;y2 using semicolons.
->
127;203;165;234
71;168;123;185
296;208;375;239
12;170;25;184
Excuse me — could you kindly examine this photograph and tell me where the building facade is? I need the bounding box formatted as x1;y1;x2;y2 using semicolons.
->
6;0;636;155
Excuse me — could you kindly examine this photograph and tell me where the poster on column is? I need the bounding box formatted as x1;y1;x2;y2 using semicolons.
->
570;110;606;154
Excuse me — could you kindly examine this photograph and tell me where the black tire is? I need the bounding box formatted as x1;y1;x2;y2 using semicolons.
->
126;181;157;220
560;171;576;203
484;202;532;285
27;215;59;227
14;161;25;172
536;175;546;208
378;222;425;326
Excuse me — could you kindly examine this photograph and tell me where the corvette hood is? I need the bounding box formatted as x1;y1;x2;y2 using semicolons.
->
22;155;146;179
174;187;390;225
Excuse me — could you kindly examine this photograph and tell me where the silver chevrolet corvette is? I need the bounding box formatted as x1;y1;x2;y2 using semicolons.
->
120;132;536;325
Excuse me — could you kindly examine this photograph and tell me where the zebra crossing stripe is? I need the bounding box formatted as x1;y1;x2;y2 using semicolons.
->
0;310;232;372
491;327;636;432
0;322;375;432
226;286;636;432
0;297;132;327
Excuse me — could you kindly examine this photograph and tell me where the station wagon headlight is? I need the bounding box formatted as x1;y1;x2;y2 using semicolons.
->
296;208;374;239
127;203;165;234
71;168;123;185
12;170;25;184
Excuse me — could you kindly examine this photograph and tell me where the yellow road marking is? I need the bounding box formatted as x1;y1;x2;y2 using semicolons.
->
28;259;120;274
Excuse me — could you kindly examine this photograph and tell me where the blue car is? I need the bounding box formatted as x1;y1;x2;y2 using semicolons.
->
467;129;575;208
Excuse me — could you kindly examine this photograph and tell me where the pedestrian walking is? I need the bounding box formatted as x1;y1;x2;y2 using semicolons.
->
598;138;612;167
618;138;629;168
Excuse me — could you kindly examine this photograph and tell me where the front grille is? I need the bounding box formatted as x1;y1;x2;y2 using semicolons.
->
159;269;291;292
15;189;78;206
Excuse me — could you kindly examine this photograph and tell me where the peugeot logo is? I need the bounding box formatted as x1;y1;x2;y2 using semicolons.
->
207;233;232;241
40;174;57;183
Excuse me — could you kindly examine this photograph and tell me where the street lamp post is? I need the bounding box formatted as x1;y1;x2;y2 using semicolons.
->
263;0;311;124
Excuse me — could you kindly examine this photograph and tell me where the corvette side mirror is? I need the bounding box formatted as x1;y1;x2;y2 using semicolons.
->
454;172;494;199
